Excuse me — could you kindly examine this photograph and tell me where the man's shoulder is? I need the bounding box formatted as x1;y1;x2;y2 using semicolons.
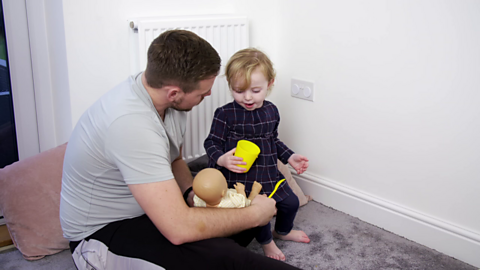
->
99;78;154;121
167;108;188;120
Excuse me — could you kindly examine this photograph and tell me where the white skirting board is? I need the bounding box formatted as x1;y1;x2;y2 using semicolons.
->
292;170;480;268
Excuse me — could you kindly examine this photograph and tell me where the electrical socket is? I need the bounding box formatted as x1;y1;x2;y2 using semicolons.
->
291;78;314;101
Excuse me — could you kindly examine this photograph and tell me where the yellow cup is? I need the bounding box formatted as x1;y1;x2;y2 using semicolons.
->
234;140;261;173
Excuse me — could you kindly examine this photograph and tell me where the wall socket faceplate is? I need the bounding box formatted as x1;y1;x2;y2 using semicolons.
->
291;78;314;101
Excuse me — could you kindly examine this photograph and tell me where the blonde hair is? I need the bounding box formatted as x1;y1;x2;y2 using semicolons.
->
225;48;276;92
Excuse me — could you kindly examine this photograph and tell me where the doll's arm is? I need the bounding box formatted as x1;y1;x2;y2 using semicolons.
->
248;181;263;201
234;182;246;197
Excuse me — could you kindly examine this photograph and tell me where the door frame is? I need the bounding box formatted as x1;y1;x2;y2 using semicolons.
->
3;0;70;158
2;0;40;160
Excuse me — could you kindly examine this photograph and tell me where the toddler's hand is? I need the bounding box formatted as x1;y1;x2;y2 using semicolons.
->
217;148;247;173
288;154;309;174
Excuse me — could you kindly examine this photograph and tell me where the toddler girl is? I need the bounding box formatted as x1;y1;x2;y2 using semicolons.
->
204;48;310;261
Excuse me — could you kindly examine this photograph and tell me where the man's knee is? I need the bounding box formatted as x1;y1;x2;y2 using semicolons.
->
192;238;255;268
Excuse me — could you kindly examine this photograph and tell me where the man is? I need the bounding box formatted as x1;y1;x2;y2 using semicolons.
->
60;30;300;269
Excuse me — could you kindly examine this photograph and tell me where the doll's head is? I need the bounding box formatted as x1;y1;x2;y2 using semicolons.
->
192;168;228;207
224;48;275;111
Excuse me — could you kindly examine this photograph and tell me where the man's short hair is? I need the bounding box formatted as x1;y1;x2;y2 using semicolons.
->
145;30;221;93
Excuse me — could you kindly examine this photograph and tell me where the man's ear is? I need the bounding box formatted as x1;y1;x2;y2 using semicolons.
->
166;86;182;101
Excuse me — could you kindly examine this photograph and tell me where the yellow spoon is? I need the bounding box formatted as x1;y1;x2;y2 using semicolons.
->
268;179;286;198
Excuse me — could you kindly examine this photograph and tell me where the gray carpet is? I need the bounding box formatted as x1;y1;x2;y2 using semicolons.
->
0;201;476;270
248;201;477;270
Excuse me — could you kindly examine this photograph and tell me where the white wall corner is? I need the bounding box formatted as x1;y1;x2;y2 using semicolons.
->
292;170;480;268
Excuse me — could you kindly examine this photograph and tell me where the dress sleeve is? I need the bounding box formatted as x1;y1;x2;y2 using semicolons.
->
204;107;229;166
272;104;294;164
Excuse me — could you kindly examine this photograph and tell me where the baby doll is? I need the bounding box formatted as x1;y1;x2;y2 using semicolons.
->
192;168;262;208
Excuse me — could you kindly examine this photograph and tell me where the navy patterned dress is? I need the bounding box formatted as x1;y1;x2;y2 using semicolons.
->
204;100;294;202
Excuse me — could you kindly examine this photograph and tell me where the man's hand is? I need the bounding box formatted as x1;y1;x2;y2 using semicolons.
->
217;148;247;173
249;194;276;227
186;189;195;207
288;154;309;174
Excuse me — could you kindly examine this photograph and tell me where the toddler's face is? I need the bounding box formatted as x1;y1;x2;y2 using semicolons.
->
231;68;272;111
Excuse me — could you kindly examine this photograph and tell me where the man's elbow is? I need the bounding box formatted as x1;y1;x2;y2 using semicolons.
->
165;232;189;246
162;219;204;245
161;224;192;245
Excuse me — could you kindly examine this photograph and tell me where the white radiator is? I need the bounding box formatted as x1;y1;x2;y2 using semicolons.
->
131;15;249;163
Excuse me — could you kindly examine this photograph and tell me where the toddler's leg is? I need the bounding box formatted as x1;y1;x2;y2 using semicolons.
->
274;193;310;243
256;222;286;261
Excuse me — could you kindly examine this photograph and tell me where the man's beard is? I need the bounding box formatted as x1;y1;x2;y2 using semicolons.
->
172;96;204;112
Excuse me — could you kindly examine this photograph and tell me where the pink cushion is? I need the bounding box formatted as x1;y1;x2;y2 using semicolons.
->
0;143;69;260
277;160;311;207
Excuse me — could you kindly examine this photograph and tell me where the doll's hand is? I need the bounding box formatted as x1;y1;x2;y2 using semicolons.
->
217;148;247;173
288;154;309;174
234;182;246;197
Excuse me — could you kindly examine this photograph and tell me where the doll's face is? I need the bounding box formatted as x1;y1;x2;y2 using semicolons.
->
192;168;228;206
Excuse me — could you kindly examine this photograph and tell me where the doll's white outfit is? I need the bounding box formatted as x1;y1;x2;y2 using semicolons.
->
193;189;251;208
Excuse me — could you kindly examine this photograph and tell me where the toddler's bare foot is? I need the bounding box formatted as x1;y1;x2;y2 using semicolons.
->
273;230;310;243
261;241;285;261
306;195;313;201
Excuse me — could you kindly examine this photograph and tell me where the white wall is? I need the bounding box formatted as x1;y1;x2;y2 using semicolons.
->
273;0;480;234
234;0;480;266
62;0;236;125
55;0;480;267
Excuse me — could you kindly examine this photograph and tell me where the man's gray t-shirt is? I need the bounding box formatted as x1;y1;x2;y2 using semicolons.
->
60;73;187;241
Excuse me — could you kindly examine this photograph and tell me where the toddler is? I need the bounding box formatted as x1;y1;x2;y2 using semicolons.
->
204;48;310;261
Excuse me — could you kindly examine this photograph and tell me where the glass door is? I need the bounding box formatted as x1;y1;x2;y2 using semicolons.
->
0;0;18;169
1;0;19;226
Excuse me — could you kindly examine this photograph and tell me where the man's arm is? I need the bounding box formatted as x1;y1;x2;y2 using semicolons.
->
129;179;276;245
171;148;195;206
171;147;193;194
